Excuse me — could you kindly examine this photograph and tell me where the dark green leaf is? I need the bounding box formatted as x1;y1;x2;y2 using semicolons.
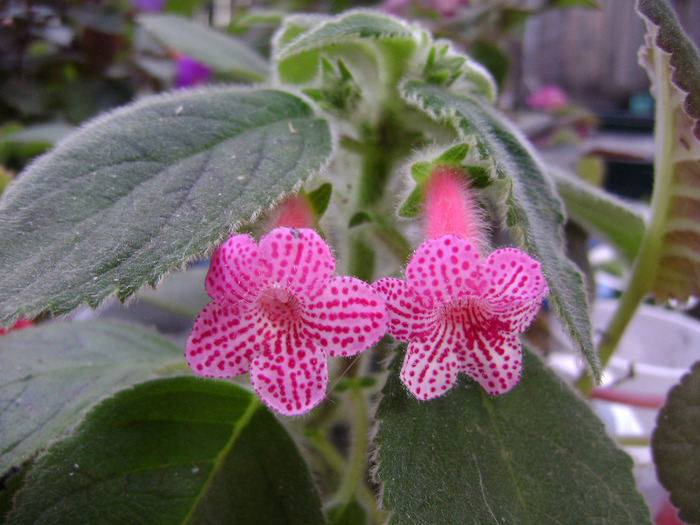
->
139;14;268;82
0;463;31;522
652;360;700;524
401;82;599;380
374;346;652;524
551;168;646;264
0;88;332;326
0;322;184;474
7;377;324;525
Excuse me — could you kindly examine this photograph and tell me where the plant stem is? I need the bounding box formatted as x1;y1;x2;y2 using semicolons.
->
336;381;369;506
577;38;676;396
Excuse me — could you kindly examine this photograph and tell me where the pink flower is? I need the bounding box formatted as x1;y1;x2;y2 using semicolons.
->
373;235;548;399
526;84;569;112
186;227;387;416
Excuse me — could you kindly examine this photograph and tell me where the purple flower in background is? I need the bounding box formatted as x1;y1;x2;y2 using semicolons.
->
129;0;166;12
175;55;212;88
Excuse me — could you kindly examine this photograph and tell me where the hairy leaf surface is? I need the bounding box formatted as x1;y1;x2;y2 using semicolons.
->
652;361;700;524
0;87;332;326
374;346;652;524
7;378;324;524
0;322;183;473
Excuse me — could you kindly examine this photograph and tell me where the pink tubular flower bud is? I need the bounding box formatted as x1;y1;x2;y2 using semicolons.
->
422;165;483;252
268;193;316;230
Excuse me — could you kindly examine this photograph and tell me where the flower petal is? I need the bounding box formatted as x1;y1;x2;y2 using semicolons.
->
460;331;522;395
400;323;462;400
206;234;263;304
258;228;335;299
480;248;548;332
405;235;480;306
305;276;387;357
372;277;434;341
250;331;328;416
185;302;260;378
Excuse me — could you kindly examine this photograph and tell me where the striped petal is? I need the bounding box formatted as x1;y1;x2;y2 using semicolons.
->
405;235;480;307
400;323;463;400
205;234;263;304
250;330;328;416
460;331;522;395
372;278;434;341
480;248;548;332
185;301;260;378
305;276;387;357
258;228;335;299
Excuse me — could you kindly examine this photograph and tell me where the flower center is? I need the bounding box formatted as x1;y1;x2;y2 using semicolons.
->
438;296;505;332
257;286;301;327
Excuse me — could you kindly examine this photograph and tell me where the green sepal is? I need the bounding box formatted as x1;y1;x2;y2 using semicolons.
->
301;58;361;113
423;43;467;87
398;187;423;219
306;182;333;217
399;142;479;219
349;211;373;228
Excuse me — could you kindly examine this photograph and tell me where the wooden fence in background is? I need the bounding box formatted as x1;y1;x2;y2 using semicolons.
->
520;0;700;110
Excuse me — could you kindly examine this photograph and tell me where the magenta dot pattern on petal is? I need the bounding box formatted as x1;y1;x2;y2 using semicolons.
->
250;331;328;416
373;235;547;399
405;235;480;307
185;227;387;416
372;278;434;341
206;234;262;305
305;276;388;358
259;228;335;299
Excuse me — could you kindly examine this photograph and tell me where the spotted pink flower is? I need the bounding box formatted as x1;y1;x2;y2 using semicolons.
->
373;235;548;399
186;227;387;416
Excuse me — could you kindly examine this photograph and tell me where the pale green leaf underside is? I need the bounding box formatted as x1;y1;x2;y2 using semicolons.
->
0;87;332;326
276;10;416;62
551;168;647;263
401;82;600;380
7;377;324;525
274;10;419;86
636;0;700;302
138;14;269;81
375;346;652;525
652;360;700;524
0;322;184;473
637;0;700;140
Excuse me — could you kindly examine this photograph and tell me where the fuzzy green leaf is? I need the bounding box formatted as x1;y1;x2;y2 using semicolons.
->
0;322;184;474
6;377;324;524
551;168;647;264
652;360;700;524
138;14;268;81
0;88;332;326
401;82;599;380
374;346;652;524
274;11;418;86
